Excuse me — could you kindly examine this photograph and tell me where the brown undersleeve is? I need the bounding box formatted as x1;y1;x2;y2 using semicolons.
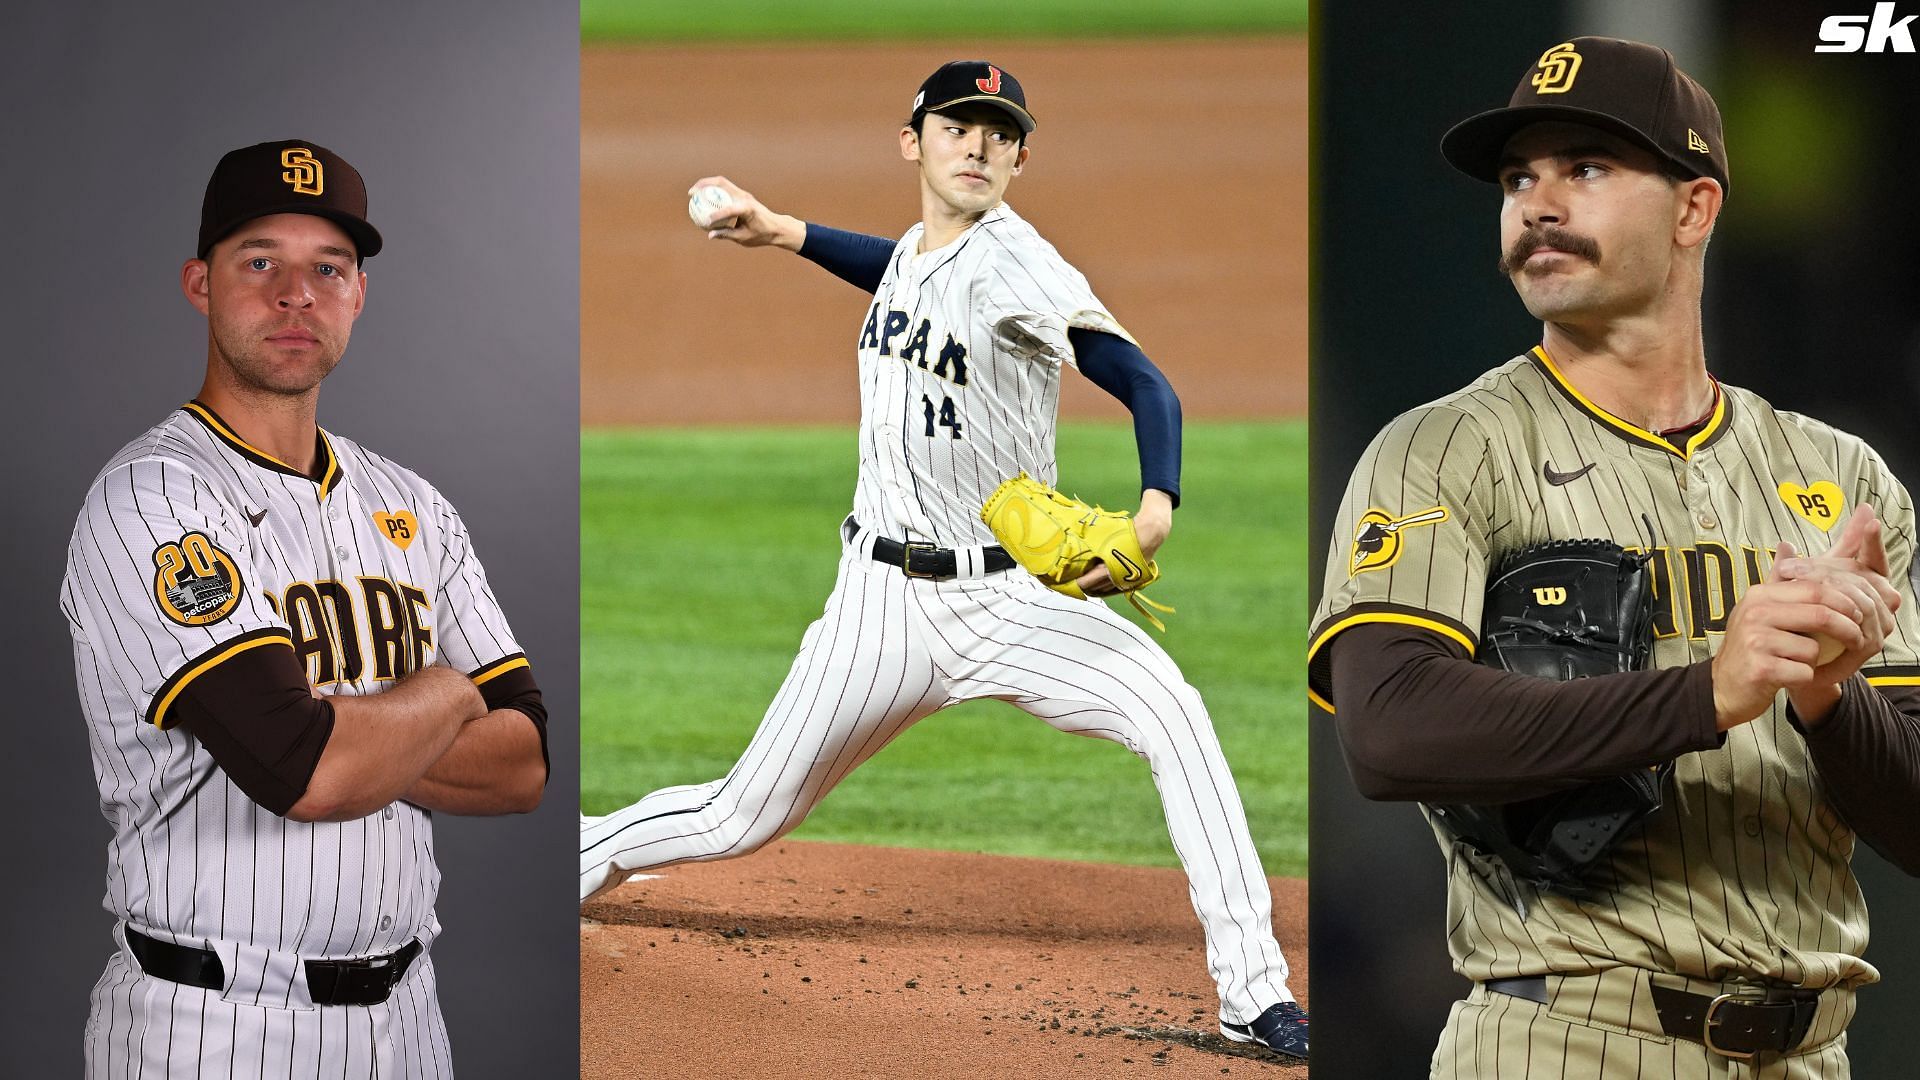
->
1793;678;1920;874
474;663;548;777
1328;622;1722;803
174;644;334;816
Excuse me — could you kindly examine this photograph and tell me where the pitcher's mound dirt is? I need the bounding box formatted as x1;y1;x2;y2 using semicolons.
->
582;841;1308;1078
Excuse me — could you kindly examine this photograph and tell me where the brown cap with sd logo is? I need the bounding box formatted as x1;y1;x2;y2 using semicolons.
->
197;139;384;261
912;60;1036;134
1441;37;1729;195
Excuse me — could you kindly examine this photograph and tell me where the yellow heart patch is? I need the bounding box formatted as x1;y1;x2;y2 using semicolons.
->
373;510;420;550
1777;481;1845;532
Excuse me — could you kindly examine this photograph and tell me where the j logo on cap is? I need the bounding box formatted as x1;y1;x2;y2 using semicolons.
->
281;148;324;196
1531;42;1583;95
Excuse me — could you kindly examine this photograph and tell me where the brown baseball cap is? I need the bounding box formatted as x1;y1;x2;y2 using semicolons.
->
912;60;1035;134
1441;37;1729;195
197;140;383;260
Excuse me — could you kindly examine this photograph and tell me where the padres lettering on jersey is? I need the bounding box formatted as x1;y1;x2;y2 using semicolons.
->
849;204;1134;549
62;402;528;1076
1311;348;1920;1002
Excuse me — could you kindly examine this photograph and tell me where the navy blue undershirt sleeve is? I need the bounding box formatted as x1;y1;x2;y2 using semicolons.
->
1068;327;1182;507
797;224;894;294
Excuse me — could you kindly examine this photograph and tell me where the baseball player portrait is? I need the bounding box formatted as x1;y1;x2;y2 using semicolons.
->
1311;35;1920;1078
580;60;1308;1060
60;140;549;1077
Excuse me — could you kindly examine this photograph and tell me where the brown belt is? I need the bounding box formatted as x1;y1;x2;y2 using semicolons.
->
1484;976;1820;1059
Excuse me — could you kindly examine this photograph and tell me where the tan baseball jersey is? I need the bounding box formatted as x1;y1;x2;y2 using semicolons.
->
62;400;531;1077
1311;348;1920;1013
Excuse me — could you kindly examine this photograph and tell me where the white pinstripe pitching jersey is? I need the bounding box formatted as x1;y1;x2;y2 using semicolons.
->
1311;349;1920;1000
850;203;1134;547
61;401;527;969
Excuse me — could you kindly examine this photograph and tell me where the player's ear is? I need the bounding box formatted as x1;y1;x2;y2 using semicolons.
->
1013;144;1029;175
181;258;212;316
353;268;368;319
1674;176;1721;250
900;125;921;163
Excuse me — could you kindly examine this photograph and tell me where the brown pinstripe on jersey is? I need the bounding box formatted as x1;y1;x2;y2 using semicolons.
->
62;403;532;1077
1312;347;1920;1009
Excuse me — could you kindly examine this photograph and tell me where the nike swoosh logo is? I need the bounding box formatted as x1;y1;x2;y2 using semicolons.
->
1543;462;1596;486
246;507;269;527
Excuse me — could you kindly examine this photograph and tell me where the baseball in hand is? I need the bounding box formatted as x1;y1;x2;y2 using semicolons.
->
688;185;737;229
1811;632;1846;667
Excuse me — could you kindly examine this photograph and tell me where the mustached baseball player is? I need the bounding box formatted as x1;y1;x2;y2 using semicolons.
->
1313;39;1920;1075
580;61;1306;1058
61;141;548;1076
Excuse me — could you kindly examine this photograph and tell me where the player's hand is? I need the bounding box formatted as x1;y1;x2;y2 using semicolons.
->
688;176;804;251
1773;506;1901;725
1077;490;1172;597
1711;549;1871;731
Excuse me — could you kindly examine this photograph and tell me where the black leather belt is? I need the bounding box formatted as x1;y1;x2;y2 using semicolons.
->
847;517;1014;579
1483;976;1820;1059
125;926;421;1007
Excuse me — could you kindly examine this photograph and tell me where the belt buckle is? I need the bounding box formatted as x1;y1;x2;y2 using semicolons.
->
1702;992;1760;1060
900;541;939;579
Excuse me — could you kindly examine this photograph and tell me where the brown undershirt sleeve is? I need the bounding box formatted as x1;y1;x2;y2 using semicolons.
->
1329;622;1723;804
474;663;548;778
174;644;335;816
1791;678;1920;875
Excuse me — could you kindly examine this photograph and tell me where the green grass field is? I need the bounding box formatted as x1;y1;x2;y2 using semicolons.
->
581;0;1306;42
582;420;1308;876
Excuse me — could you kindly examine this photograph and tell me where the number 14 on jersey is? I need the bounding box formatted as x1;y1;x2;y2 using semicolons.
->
922;394;963;439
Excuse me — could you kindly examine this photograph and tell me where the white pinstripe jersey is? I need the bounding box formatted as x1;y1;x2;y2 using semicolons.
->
1311;349;1920;995
850;203;1134;547
61;401;527;965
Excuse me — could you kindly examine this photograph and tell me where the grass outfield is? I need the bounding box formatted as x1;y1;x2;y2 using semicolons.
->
582;420;1308;876
581;0;1306;42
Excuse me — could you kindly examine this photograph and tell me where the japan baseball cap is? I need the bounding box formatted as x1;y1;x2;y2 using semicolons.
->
1441;37;1729;195
912;60;1035;134
197;139;383;260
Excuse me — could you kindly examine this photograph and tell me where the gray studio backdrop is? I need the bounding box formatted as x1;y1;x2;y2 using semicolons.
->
1313;1;1920;1077
0;2;579;1074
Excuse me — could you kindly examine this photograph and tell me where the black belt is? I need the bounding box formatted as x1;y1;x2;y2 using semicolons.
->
125;926;422;1007
1484;976;1821;1059
848;518;1015;579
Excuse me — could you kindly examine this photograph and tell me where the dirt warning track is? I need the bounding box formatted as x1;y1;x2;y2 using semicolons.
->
581;38;1307;425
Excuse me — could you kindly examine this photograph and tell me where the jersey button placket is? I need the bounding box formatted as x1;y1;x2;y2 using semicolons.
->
323;485;351;566
1683;453;1718;531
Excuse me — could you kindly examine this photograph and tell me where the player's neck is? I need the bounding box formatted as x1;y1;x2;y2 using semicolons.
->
918;200;991;253
195;378;324;476
1540;316;1714;434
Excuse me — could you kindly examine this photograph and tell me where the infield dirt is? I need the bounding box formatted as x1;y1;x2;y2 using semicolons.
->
581;37;1310;1078
583;842;1308;1078
581;38;1307;425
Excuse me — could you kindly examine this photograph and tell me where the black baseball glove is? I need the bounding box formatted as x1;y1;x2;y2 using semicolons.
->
1429;539;1670;899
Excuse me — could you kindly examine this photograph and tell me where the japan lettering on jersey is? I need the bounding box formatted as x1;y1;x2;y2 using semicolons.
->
849;204;1134;548
61;401;528;968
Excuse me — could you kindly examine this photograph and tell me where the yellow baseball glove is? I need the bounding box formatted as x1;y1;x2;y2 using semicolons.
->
980;472;1175;630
